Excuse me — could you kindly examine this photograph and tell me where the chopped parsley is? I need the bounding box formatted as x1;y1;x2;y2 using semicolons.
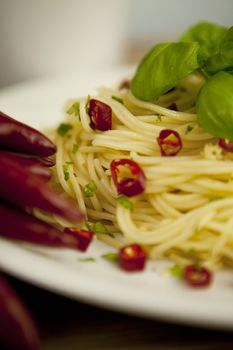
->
84;180;97;197
156;115;162;122
62;164;70;181
111;95;124;104
57;123;73;136
72;143;79;154
101;252;119;262
85;221;113;237
169;264;183;278
185;125;194;134
116;196;134;210
66;101;80;119
79;257;95;262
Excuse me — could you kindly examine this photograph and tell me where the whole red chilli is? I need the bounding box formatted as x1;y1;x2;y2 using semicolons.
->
0;274;40;350
0;202;85;249
0;111;57;157
0;151;85;222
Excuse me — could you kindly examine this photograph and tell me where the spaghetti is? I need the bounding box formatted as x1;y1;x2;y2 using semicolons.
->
47;72;233;271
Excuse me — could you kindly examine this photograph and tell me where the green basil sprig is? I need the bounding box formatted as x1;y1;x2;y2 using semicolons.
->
180;21;227;64
196;71;233;139
130;21;233;140
131;42;200;101
204;26;233;75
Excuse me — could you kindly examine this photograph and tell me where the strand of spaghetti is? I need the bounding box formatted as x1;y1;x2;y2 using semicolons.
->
127;92;197;121
69;170;86;213
150;211;212;258
147;194;181;219
55;136;74;197
117;197;233;245
95;97;159;135
79;98;93;132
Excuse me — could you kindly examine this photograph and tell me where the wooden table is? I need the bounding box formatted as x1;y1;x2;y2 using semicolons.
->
2;274;233;350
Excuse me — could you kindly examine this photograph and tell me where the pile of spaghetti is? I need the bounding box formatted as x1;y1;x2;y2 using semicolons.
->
46;70;233;272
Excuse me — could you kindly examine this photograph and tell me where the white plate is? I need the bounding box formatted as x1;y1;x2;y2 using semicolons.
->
1;66;233;331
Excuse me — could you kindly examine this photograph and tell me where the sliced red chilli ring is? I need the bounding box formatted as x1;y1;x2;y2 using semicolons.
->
119;244;147;271
88;99;112;131
218;138;233;152
64;228;94;252
167;102;178;111
157;129;182;156
119;79;131;90
184;265;212;287
110;159;146;197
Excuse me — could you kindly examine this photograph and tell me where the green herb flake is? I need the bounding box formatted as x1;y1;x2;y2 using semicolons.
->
111;95;124;104
209;197;219;202
185;125;194;134
85;221;111;236
63;164;70;181
116;196;134;210
57;123;73;136
169;264;183;278
66;101;80;119
72;143;79;154
101;252;119;262
84;180;97;197
156;115;162;122
79;257;96;262
188;247;196;254
85;95;91;114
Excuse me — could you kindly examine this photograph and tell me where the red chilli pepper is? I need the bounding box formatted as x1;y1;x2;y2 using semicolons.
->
157;129;182;156
0;152;85;222
119;244;147;271
184;265;212;287
111;159;146;197
88;99;112;131
0;273;40;350
0;201;85;249
0;111;57;157
64;228;94;252
167;102;178;111
119;79;131;90
0;150;52;181
218;138;233;152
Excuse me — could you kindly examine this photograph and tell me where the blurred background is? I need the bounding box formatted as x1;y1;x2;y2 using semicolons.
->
0;0;232;88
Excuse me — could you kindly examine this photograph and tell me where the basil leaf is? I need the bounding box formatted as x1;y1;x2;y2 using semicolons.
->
204;26;233;75
180;21;227;64
131;42;200;101
196;71;233;139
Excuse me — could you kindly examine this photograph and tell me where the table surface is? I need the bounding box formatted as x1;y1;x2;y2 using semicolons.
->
1;273;233;350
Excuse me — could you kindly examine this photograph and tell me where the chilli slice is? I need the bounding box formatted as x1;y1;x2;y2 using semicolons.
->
119;244;147;271
64;228;94;252
110;159;146;197
88;99;112;131
157;129;182;156
184;265;212;287
218;138;233;152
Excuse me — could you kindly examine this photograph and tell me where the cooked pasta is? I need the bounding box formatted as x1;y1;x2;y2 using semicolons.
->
47;72;233;271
